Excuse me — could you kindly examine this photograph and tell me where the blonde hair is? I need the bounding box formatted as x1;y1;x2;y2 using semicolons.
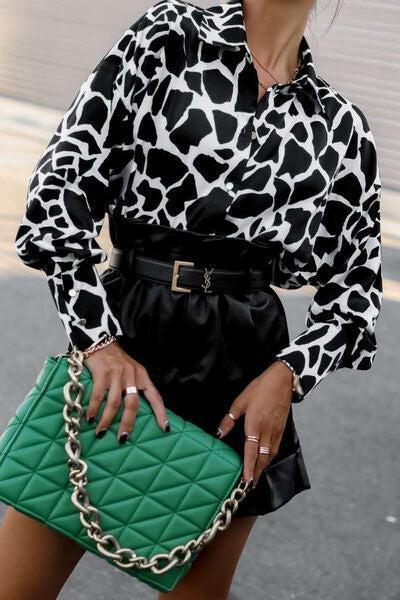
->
328;0;345;30
311;0;346;33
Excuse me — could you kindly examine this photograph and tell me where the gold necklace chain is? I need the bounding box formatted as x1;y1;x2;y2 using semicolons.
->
250;49;301;89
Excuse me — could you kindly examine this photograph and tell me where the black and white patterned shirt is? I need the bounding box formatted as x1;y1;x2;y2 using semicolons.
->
14;0;383;401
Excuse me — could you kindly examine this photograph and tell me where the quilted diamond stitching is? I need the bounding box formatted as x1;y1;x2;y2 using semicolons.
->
0;355;243;592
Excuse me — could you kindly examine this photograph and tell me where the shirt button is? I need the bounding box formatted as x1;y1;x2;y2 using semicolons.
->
225;181;234;190
68;289;77;297
251;131;257;140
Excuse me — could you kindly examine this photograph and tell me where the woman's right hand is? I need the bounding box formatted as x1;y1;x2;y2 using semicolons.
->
83;341;169;443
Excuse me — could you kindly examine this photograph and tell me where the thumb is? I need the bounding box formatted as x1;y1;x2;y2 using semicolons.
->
216;396;246;439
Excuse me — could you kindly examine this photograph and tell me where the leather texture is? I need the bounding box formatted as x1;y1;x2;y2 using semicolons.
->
100;217;312;516
128;253;274;292
0;354;243;592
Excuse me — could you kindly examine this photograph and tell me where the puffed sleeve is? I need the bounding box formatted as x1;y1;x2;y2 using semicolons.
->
274;107;383;401
14;19;145;351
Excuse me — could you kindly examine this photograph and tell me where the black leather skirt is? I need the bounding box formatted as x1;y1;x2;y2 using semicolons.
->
97;215;311;517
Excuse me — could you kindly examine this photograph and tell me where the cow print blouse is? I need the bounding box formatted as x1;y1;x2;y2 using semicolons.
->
14;0;383;401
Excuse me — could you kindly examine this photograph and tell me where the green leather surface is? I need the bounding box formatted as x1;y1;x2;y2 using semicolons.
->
0;355;243;592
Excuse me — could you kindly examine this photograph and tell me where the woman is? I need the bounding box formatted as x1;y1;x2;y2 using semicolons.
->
1;0;382;597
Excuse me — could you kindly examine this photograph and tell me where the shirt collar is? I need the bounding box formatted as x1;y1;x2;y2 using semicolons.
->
198;0;326;116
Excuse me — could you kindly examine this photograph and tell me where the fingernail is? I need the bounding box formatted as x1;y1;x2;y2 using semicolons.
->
87;415;95;424
216;427;222;439
248;477;255;490
118;432;129;444
95;428;107;439
164;420;170;432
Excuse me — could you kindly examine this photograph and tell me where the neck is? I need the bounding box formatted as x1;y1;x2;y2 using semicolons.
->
241;0;314;78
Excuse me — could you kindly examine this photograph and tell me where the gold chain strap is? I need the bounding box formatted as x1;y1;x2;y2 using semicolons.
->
62;346;251;575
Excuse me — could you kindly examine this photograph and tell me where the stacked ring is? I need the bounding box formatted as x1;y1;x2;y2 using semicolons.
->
245;435;260;443
258;446;271;455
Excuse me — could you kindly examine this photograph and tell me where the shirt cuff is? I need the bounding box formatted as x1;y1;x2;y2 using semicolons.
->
274;320;349;401
42;260;123;351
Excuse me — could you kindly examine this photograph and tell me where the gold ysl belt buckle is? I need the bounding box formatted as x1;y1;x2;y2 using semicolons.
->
171;260;195;293
109;247;125;270
201;266;215;294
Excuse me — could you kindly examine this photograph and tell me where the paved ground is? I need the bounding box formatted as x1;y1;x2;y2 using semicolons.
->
0;95;399;599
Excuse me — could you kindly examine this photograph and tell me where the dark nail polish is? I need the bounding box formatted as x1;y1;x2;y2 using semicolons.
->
87;415;95;424
165;420;170;432
118;432;129;444
96;428;107;439
249;477;255;490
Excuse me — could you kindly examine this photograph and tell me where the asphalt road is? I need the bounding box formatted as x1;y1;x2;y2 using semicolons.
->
0;255;398;599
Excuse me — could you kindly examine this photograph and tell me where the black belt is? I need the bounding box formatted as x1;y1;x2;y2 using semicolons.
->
109;247;273;293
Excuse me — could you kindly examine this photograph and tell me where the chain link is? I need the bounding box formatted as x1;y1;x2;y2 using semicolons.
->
63;346;251;575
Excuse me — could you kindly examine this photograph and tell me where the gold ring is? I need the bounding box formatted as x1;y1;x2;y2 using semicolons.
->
227;412;237;422
245;435;260;443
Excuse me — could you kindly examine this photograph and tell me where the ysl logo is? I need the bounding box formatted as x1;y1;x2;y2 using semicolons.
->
201;267;215;293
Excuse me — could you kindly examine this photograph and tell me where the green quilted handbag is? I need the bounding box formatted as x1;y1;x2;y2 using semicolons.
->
0;346;251;593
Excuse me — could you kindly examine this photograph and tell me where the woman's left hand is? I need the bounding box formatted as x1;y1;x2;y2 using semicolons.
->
216;361;294;488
